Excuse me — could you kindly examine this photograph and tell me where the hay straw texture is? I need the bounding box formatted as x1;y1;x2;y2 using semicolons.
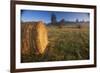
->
21;21;48;55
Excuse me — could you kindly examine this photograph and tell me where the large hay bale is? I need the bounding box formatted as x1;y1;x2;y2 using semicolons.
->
21;24;33;55
21;21;48;55
33;21;48;55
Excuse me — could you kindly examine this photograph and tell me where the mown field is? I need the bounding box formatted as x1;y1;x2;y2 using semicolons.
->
21;24;89;63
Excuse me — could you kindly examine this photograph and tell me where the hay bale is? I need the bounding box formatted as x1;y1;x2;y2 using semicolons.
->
33;21;48;55
21;24;33;55
21;21;48;55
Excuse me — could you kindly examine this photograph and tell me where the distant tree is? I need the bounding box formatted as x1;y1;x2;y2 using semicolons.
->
76;19;79;23
59;18;65;28
51;13;57;25
60;19;65;24
75;19;81;29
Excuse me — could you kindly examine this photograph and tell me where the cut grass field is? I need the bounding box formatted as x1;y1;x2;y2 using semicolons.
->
21;24;89;63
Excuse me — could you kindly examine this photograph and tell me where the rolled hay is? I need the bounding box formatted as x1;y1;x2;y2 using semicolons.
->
21;21;48;55
21;24;33;55
32;21;48;55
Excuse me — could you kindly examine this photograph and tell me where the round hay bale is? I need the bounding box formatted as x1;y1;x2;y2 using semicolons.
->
21;24;33;55
33;21;48;55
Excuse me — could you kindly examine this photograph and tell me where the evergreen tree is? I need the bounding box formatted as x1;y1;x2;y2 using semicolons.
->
51;13;57;25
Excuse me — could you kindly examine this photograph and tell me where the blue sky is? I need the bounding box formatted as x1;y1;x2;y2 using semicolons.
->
21;10;90;23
